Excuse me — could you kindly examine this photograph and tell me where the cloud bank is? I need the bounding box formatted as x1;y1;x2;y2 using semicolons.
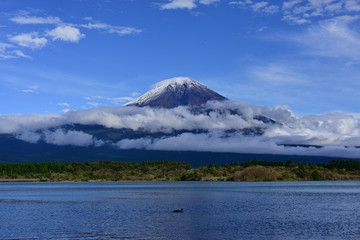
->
1;101;359;158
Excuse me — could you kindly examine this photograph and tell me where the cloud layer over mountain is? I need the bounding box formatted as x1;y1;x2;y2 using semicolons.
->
1;101;359;159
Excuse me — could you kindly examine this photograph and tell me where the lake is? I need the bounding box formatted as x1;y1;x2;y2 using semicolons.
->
0;181;359;239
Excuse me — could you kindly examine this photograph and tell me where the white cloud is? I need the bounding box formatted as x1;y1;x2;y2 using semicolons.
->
85;95;135;106
160;0;197;9
0;42;29;59
114;131;360;159
12;50;32;59
16;131;42;144
325;1;343;11
232;0;360;25
160;0;220;10
22;89;34;93
58;102;70;107
0;113;65;134
282;0;303;10
282;14;310;24
16;128;104;147
229;0;252;7
281;0;360;24
80;23;108;29
80;22;142;36
43;129;102;147
230;0;279;14
22;85;39;93
47;26;85;43
9;32;48;49
115;137;153;149
0;49;31;59
262;5;280;13
108;26;142;36
345;0;360;11
251;1;269;11
10;15;61;25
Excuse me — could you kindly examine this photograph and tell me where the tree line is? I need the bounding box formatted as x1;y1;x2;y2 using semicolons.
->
0;159;359;182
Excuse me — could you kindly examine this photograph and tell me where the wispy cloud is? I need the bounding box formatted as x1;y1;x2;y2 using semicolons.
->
11;50;32;59
281;0;360;24
10;15;61;24
345;0;360;11
228;1;360;24
0;42;30;59
21;89;35;93
21;85;39;93
80;22;142;36
85;95;135;106
57;102;70;107
230;1;279;14
284;15;360;59
9;32;48;49
0;47;31;59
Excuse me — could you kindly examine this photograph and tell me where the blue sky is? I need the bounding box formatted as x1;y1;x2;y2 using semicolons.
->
1;0;360;116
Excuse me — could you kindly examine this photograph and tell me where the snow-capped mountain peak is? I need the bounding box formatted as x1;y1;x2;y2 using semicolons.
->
125;77;228;108
153;77;202;89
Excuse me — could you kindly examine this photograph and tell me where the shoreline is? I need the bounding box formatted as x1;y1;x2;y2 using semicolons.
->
0;178;39;182
1;178;360;183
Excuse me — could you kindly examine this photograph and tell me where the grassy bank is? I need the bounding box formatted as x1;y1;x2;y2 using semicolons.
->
1;159;360;182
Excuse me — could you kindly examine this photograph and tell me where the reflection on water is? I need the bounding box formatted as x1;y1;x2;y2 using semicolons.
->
0;181;359;239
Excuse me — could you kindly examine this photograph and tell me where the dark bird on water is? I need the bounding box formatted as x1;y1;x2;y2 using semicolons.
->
173;208;183;213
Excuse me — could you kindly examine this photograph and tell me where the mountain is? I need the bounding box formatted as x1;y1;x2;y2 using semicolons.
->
2;76;356;165
124;77;274;132
125;77;228;108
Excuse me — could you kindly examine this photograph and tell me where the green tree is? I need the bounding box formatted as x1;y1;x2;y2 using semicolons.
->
312;170;323;181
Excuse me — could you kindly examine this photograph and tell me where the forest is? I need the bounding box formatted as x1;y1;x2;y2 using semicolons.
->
1;159;360;182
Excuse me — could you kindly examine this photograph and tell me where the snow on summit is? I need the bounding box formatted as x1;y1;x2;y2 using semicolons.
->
125;77;228;108
153;77;202;88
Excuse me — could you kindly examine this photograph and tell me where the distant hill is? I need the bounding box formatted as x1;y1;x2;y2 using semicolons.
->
0;134;354;167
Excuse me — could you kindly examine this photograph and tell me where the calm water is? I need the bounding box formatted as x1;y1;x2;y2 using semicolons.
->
0;181;359;240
